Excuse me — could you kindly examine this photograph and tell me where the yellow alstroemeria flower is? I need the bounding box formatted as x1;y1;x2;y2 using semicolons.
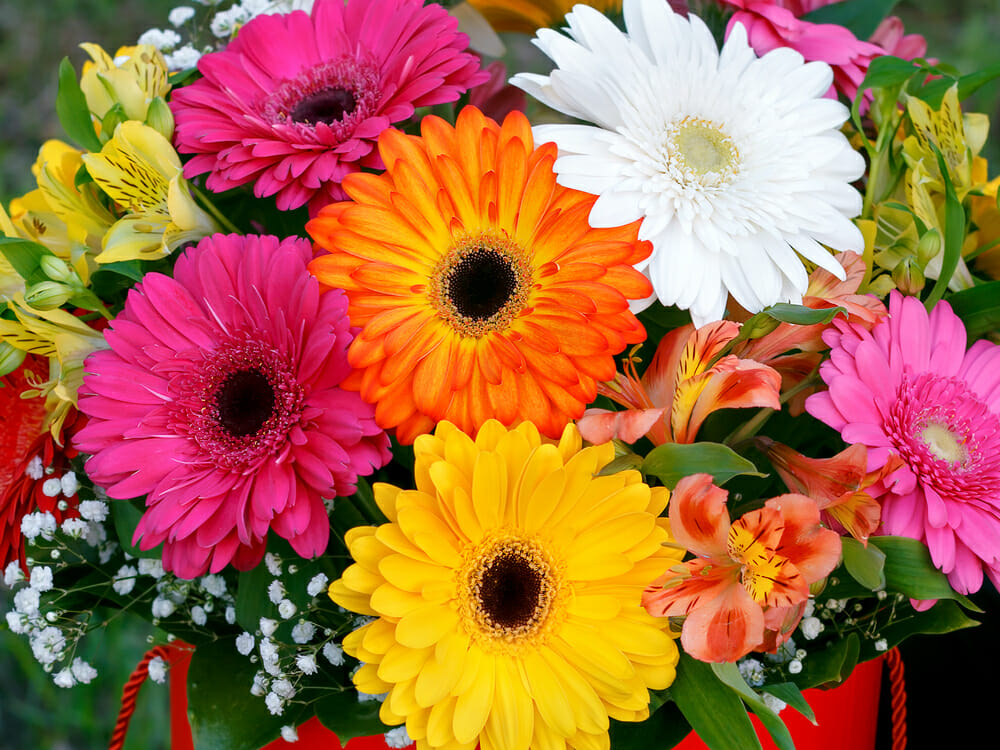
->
0;204;26;302
467;0;621;33
903;85;989;202
82;121;219;264
79;43;171;137
0;294;109;439
8;140;116;286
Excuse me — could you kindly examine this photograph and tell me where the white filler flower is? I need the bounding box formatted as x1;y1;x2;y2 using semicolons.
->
510;0;864;324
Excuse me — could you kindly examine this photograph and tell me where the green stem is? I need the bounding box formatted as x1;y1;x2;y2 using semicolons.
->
191;183;240;234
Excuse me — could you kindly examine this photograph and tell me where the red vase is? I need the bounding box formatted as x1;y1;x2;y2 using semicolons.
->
169;648;884;750
673;656;884;750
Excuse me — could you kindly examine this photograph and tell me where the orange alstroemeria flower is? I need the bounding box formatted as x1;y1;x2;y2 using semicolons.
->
577;320;781;445
733;251;887;415
757;438;904;543
642;473;841;663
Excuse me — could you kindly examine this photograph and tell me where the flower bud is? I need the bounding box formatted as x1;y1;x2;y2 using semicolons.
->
915;229;941;266
24;281;75;310
739;311;782;340
891;257;926;296
38;255;76;285
145;96;175;140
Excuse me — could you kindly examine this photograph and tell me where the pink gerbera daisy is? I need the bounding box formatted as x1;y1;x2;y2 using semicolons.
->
807;291;1000;595
74;234;391;579
170;0;488;213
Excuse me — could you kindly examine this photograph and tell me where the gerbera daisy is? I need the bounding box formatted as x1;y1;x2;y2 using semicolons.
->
509;0;865;325
307;106;653;444
73;234;391;579
170;0;488;213
329;419;682;750
806;291;1000;595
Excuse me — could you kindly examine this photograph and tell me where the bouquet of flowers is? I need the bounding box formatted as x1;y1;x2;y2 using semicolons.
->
2;0;998;748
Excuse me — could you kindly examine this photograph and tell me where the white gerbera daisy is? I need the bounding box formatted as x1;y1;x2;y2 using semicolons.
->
510;0;865;324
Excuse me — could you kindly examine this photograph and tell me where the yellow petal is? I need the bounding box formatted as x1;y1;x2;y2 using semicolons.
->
453;652;495;744
538;646;608;734
395;603;460;649
369;583;426;618
379;551;453;594
472;450;506;530
328;580;376;616
378;642;433;684
485;657;534;750
521;650;576;738
427;694;460;748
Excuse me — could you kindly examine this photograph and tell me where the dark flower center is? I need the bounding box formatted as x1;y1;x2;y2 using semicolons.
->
290;87;357;125
431;235;532;338
215;368;275;437
446;249;518;321
477;551;544;630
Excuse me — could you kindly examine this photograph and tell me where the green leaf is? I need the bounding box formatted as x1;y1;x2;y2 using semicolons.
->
864;599;980;659
0;237;57;286
945;281;1000;341
923;147;965;310
802;0;898;39
95;259;146;282
917;62;1000;108
610;699;693;750
795;632;861;690
642;442;765;490
110;498;163;559
313;685;390;742
855;55;922;96
672;653;761;750
596;451;644;476
55;57;102;152
841;537;886;591
760;303;846;326
762;682;815;724
187;638;301;750
872;536;980;609
711;663;794;750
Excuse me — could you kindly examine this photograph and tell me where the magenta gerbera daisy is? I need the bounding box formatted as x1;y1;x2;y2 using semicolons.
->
170;0;488;213
806;291;1000;595
73;234;391;579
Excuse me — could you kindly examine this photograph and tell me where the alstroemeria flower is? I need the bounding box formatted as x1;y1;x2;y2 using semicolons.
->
78;43;171;136
8;140;115;287
757;438;904;542
0;294;109;439
643;473;841;662
732;251;886;414
578;320;781;445
82;121;218;263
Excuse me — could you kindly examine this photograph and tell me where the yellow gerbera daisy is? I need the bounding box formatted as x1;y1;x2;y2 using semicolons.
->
307;107;652;444
467;0;622;34
329;419;682;750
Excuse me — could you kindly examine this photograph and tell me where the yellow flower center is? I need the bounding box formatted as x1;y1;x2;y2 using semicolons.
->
666;117;740;187
458;530;565;654
430;232;533;338
727;523;788;604
920;421;968;466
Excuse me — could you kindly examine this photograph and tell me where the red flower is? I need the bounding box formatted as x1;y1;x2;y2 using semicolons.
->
1;360;83;573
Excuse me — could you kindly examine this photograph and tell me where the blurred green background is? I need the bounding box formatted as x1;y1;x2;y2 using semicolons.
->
1;1;999;749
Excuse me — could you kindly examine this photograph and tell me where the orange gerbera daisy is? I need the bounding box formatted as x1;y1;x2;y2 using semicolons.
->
307;106;652;444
